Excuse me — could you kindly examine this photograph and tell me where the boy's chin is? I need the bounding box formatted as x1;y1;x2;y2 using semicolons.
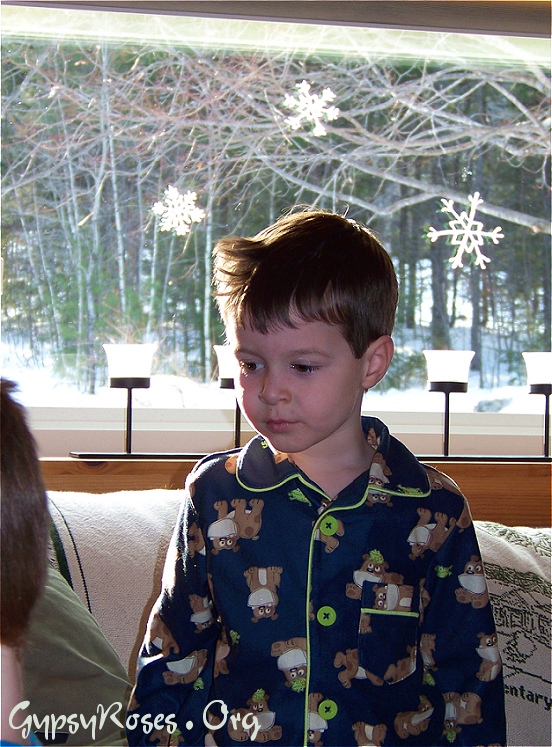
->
256;429;297;455
257;431;315;460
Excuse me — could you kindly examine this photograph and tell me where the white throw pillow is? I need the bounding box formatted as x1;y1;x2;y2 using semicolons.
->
475;521;551;747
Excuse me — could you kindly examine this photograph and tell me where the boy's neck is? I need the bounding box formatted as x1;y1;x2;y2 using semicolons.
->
291;431;375;500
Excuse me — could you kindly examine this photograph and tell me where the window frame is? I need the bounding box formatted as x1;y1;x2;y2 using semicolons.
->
3;0;550;38
3;0;551;459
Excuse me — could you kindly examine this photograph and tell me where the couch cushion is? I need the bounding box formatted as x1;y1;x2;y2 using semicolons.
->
48;489;184;681
474;521;551;747
47;490;551;746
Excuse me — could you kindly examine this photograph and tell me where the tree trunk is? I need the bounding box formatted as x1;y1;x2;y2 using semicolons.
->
430;243;451;349
203;193;213;380
102;42;127;323
470;266;483;384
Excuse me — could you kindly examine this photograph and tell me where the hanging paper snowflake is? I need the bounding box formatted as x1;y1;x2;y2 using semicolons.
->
427;192;503;270
283;80;340;137
153;185;205;236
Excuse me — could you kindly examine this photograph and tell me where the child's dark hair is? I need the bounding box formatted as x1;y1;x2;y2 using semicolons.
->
1;379;49;649
213;210;398;357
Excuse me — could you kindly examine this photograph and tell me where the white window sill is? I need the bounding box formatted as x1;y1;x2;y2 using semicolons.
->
27;406;547;459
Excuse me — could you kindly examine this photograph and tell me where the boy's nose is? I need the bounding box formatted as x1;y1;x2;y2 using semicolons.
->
259;371;288;404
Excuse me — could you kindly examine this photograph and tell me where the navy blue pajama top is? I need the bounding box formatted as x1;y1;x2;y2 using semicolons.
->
128;416;506;747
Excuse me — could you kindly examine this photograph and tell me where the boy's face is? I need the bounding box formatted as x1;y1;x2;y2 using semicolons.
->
226;317;376;459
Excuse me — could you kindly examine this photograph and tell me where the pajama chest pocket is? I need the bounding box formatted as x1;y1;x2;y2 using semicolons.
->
358;582;420;685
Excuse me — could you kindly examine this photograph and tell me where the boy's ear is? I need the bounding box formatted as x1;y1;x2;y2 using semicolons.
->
362;335;394;390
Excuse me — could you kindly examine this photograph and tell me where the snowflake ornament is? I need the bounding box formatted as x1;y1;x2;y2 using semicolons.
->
427;192;503;270
153;185;205;236
283;80;340;137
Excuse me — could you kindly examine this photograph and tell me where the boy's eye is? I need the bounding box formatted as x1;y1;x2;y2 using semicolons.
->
239;360;262;374
290;363;319;374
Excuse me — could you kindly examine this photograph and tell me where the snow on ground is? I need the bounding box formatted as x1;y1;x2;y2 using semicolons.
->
367;381;544;415
2;321;546;415
1;357;543;415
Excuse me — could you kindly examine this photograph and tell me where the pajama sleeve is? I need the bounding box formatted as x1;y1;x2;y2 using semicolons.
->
420;498;507;746
126;484;219;746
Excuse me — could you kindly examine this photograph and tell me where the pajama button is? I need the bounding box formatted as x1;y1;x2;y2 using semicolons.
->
318;699;338;720
319;515;339;536
317;606;337;626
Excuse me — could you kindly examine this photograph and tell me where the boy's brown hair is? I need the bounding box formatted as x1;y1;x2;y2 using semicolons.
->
1;379;49;649
213;209;398;357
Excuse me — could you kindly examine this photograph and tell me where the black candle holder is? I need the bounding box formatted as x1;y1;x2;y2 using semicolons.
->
428;381;468;457
109;376;151;454
529;383;552;458
71;343;162;459
214;346;242;449
218;377;241;449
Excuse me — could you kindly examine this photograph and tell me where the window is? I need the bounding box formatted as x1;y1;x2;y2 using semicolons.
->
1;2;550;456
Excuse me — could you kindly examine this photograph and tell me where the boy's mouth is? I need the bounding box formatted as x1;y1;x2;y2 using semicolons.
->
266;419;295;433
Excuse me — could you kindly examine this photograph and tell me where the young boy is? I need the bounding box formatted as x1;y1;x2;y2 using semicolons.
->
128;211;506;746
